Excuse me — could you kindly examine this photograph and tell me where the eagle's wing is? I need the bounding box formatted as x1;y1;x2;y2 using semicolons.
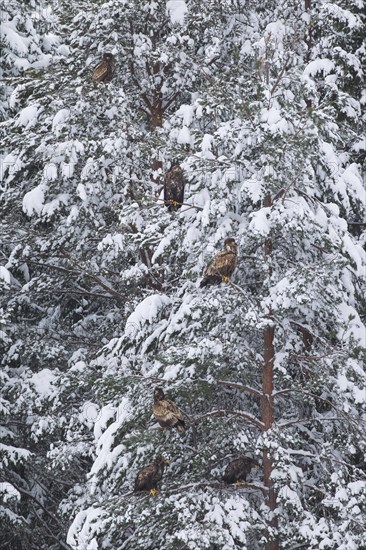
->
135;463;157;491
223;459;245;483
165;398;184;421
223;458;256;483
92;61;110;82
205;250;236;277
153;399;184;425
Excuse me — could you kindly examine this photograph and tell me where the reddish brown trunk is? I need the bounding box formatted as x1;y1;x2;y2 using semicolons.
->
150;101;163;130
262;324;278;550
262;194;279;550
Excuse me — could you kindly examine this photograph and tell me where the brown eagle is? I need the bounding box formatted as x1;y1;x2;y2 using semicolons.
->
92;53;115;83
164;163;184;211
134;456;169;495
200;238;238;287
153;387;187;433
222;457;259;484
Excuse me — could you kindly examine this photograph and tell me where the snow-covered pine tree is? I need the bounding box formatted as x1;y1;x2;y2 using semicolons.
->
0;1;73;546
1;0;365;549
59;1;366;549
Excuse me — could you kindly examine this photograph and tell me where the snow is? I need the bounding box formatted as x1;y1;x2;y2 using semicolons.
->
80;402;101;429
248;207;271;236
337;303;366;346
167;1;188;25
265;20;287;43
22;184;46;216
89;398;131;477
43;163;58;181
341;164;365;206
15;104;42;129
240;176;263;203
152;234;174;263
303;59;335;77
57;44;70;56
29;369;56;399
0;266;11;285
177;125;192;145
0;482;20;502
2;2;366;548
62;161;75;178
176;104;194;126
52;108;70;134
201;134;214;154
125;295;171;339
67;507;108;550
0;443;32;466
93;405;115;440
77;183;88;201
163;364;181;380
2;153;23;181
1;20;30;55
279;486;303;509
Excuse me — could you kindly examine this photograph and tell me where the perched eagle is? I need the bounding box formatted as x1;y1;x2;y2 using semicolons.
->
153;387;187;433
200;238;238;287
222;457;259;484
92;53;115;83
134;456;169;494
164;163;184;211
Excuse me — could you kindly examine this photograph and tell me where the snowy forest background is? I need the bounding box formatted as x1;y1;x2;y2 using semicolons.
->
1;0;365;549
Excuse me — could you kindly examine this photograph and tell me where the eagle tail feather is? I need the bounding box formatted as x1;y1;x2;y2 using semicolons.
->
200;274;222;287
176;420;187;433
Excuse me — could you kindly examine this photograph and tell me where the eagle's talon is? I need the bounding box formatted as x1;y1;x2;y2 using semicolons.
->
149;488;158;496
234;481;244;487
222;275;231;284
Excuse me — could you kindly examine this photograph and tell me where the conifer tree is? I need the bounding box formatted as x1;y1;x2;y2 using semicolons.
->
1;1;365;549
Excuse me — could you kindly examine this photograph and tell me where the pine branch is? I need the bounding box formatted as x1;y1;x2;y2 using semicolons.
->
269;55;291;97
5;479;67;533
163;479;268;495
58;250;125;303
193;409;264;430
217;380;262;398
274;388;365;429
157;198;204;211
31;503;72;550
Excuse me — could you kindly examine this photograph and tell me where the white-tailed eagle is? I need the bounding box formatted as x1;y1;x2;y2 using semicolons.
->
92;53;115;83
134;456;169;495
222;456;259;484
153;387;187;433
164;163;184;211
200;238;237;287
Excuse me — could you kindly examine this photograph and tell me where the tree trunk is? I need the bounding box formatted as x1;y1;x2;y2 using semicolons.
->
262;194;279;550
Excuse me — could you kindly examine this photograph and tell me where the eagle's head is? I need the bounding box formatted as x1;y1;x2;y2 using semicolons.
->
224;238;237;253
170;162;182;173
155;455;170;467
154;387;165;402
